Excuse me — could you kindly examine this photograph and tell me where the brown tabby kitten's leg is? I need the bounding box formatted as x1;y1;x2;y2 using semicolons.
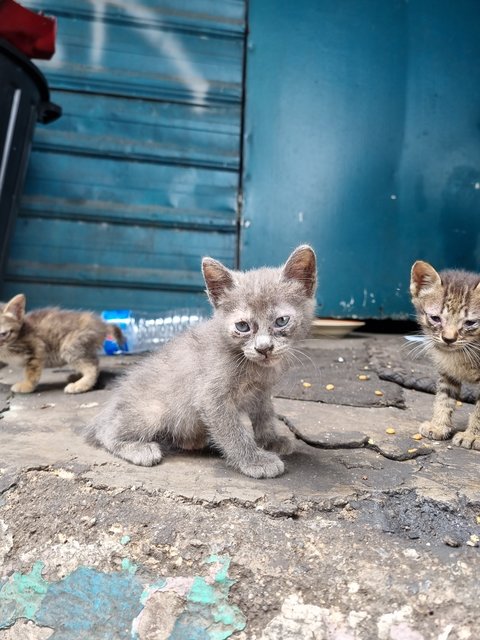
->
64;359;99;394
249;395;296;455
452;399;480;450
11;357;44;393
420;374;461;440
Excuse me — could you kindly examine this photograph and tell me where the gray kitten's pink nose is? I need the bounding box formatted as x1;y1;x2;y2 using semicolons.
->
255;336;273;355
255;345;274;356
442;334;457;345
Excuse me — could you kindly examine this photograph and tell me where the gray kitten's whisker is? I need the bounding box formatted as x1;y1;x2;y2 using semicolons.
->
284;351;304;369
288;347;319;371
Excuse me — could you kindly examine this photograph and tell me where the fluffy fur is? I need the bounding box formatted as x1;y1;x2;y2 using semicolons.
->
410;260;480;449
0;294;124;394
86;245;317;478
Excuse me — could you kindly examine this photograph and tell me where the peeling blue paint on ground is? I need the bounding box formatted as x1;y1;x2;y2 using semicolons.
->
166;556;245;640
35;567;144;640
0;554;245;639
0;561;48;628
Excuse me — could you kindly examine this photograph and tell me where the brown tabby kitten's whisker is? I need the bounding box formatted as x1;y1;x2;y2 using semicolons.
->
463;343;480;368
0;294;125;394
406;338;435;361
410;260;480;449
86;245;317;478
460;345;475;369
401;330;426;349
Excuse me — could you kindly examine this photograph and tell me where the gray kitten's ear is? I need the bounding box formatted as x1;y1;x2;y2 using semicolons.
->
202;258;235;307
4;293;26;321
410;261;441;296
282;245;317;297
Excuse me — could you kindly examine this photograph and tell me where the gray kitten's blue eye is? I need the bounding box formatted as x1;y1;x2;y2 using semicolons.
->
275;316;290;328
464;319;477;328
428;315;441;324
235;321;250;333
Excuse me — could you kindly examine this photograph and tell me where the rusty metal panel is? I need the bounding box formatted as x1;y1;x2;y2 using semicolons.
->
3;0;245;313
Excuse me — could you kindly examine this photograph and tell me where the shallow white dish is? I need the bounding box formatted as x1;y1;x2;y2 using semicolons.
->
310;318;366;338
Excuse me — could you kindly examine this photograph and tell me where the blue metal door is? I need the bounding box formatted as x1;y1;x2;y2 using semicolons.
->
3;0;245;313
241;0;480;319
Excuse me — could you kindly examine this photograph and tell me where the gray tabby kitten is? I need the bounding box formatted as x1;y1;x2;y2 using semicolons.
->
87;245;317;478
0;293;124;393
411;260;480;450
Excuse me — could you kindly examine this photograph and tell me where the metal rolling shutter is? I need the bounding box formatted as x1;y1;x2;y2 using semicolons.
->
3;0;245;314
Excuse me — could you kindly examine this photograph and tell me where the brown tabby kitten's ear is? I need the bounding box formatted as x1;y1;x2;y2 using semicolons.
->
3;293;26;321
410;261;442;297
202;258;235;307
282;245;317;297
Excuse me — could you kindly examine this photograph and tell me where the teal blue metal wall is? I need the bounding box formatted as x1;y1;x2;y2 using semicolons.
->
3;0;246;313
241;0;480;318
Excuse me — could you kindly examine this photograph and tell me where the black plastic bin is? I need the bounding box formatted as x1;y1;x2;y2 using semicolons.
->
0;37;61;283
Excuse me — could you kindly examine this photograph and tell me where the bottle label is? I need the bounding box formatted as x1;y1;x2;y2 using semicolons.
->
101;310;132;355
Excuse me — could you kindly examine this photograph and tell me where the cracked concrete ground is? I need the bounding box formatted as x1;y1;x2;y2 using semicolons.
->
0;334;479;639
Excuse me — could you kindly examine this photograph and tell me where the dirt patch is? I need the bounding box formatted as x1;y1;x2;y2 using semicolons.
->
353;490;480;548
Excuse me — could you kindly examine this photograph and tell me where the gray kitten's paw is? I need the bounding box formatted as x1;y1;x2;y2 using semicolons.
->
452;431;480;450
238;451;285;478
115;441;163;466
64;381;94;394
419;421;453;441
261;435;296;455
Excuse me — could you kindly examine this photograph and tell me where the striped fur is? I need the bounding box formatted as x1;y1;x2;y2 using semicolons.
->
410;261;480;449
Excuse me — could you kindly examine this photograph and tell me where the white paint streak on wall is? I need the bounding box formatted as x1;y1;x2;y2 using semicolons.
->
91;1;106;67
86;0;209;105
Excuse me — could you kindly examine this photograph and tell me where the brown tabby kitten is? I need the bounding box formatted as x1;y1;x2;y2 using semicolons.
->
411;260;480;450
0;294;124;394
87;245;317;478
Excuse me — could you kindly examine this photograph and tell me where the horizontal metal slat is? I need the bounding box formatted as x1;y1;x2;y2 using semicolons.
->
23;150;239;215
7;217;235;269
1;280;211;315
33;91;240;171
34;92;240;171
20;196;237;232
34;6;244;105
6;260;207;292
23;0;246;36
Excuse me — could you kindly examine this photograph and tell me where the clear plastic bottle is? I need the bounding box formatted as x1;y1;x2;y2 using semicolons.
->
101;309;207;354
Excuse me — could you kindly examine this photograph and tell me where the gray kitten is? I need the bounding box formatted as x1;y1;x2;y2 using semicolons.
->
86;245;317;478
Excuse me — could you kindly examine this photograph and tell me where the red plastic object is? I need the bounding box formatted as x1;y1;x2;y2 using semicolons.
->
0;0;56;59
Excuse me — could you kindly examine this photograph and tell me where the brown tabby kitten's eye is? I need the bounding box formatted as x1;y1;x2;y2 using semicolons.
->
464;320;478;329
0;331;10;338
428;315;441;324
235;321;250;333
